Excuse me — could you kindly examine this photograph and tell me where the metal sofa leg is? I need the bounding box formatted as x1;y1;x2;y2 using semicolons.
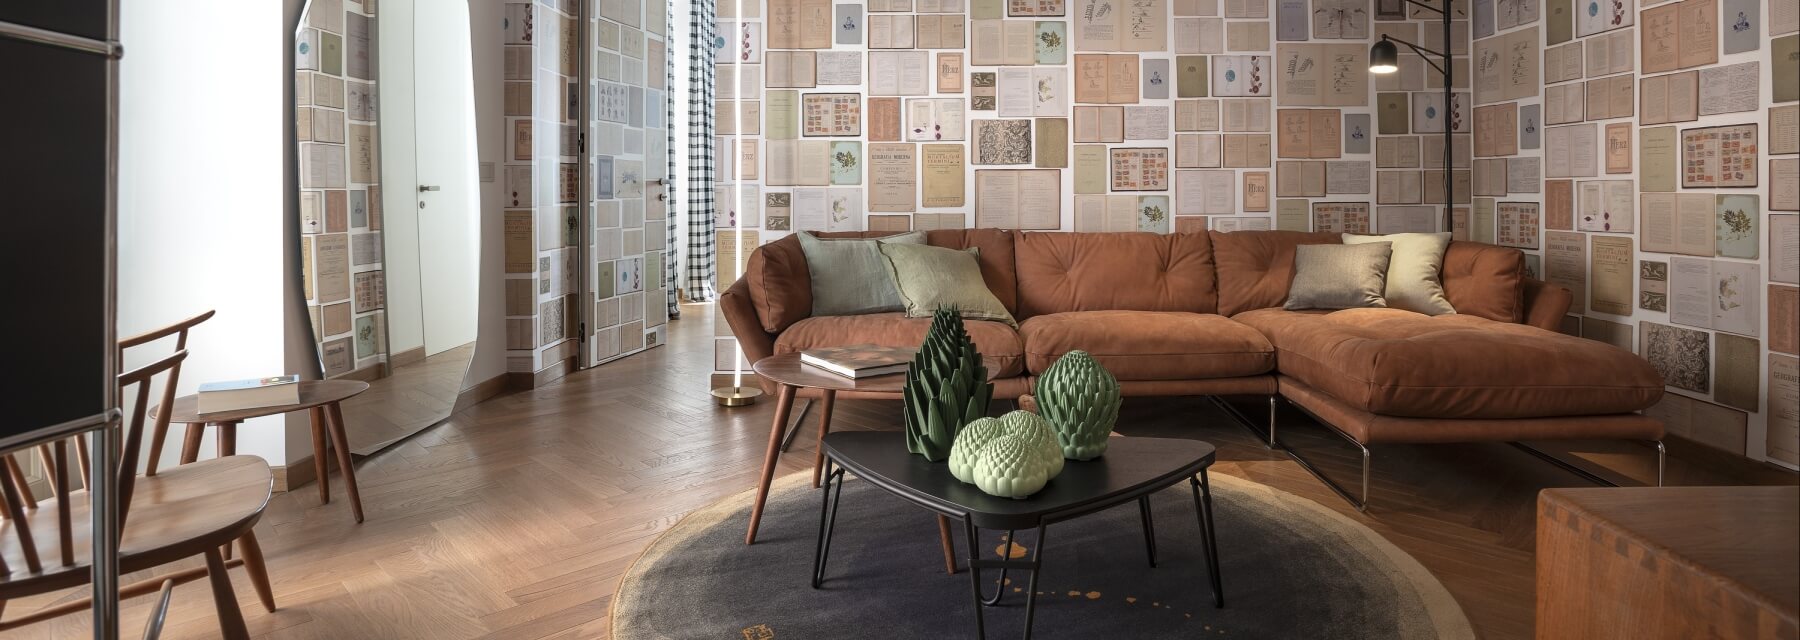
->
1266;395;1279;449
1653;440;1666;487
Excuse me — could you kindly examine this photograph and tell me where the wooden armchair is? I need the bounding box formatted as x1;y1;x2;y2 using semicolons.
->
1;344;276;637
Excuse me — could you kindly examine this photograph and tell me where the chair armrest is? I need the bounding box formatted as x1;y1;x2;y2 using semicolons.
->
1521;278;1572;332
720;278;777;366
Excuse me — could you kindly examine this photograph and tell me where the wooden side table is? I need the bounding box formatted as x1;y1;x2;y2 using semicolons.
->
746;353;907;545
165;379;371;523
1537;486;1799;639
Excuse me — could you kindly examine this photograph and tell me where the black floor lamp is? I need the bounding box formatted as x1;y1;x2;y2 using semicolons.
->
1368;0;1455;232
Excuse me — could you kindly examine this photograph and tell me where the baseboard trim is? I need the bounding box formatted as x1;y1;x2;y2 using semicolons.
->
455;372;512;413
507;355;578;390
390;346;427;368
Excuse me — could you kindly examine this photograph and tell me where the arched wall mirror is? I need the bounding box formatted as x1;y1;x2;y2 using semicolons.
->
295;0;479;455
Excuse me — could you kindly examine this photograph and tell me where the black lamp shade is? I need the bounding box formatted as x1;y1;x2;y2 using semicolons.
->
1369;38;1399;74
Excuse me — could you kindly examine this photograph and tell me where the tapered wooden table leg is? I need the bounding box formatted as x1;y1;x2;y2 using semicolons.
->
323;402;365;523
812;390;836;489
938;514;958;575
310;407;331;504
217;421;239;561
180;423;205;464
746;384;797;545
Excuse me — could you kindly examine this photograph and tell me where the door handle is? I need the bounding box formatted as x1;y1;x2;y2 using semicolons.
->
418;185;441;192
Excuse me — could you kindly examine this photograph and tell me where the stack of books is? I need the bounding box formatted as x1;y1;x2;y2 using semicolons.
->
196;375;301;414
800;345;913;379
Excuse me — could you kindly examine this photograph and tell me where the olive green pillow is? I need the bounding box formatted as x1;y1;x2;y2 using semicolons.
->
878;243;1017;327
1284;242;1395;311
796;231;926;316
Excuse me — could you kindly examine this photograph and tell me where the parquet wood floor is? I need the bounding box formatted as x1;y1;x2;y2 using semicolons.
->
6;305;1789;639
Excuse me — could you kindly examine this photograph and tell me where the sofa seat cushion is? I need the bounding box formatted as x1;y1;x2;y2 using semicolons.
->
1233;308;1664;419
773;313;1025;378
1019;311;1275;380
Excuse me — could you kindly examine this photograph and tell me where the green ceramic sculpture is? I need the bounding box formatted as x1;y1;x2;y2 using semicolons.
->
949;411;1065;498
902;307;993;461
1034;350;1121;461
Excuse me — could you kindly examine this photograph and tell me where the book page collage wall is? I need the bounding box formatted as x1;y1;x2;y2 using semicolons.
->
297;0;390;379
1475;0;1798;465
502;0;671;376
709;0;1472;374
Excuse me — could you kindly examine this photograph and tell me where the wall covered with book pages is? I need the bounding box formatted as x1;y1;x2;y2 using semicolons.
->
501;0;671;377
297;0;391;379
1465;0;1798;466
706;0;1475;391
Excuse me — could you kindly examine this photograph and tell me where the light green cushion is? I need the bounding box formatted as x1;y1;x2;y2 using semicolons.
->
878;243;1017;327
1284;242;1394;311
1342;232;1456;315
796;231;926;316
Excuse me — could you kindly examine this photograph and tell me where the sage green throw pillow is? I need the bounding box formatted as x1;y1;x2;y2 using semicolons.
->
797;231;926;316
1284;242;1395;311
1342;232;1457;315
878;243;1017;327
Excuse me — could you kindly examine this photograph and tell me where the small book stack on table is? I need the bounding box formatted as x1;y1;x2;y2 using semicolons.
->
196;375;301;414
800;345;913;379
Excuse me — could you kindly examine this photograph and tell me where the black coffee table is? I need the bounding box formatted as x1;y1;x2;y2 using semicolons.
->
812;431;1223;639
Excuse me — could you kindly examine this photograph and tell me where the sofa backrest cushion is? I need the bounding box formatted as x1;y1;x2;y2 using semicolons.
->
1440;241;1527;323
1210;230;1341;316
1013;231;1218;318
745;229;1017;333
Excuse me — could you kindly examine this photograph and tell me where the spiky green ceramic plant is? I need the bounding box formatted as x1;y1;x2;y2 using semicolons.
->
1035;350;1121;461
902;307;993;461
949;411;1065;498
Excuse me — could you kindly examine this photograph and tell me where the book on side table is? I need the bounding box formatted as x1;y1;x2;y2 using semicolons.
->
196;375;302;414
800;345;913;379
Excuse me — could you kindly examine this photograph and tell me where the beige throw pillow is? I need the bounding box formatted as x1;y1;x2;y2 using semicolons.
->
1284;242;1395;311
878;243;1017;326
1342;232;1456;315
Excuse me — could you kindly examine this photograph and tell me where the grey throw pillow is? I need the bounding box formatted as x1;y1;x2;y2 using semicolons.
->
797;231;927;316
1284;242;1395;311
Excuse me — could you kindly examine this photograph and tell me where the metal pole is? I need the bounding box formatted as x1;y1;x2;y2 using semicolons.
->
1442;0;1453;231
95;0;124;635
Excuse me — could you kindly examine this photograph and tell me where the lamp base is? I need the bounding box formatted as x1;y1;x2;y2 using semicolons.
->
712;386;763;407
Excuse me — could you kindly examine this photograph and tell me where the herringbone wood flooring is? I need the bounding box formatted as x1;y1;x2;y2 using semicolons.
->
6;304;1787;639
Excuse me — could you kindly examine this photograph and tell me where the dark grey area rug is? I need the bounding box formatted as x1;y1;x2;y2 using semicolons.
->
613;472;1472;639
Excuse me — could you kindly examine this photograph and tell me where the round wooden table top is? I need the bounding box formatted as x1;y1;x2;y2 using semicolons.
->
166;379;371;424
751;353;910;393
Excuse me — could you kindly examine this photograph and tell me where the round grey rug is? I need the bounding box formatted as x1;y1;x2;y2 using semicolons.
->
613;472;1473;639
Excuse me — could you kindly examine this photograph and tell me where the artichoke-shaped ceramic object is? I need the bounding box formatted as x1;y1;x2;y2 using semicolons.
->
949;411;1064;498
1035;350;1121;461
902;307;993;461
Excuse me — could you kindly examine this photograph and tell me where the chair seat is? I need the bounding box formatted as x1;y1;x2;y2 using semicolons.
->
0;455;273;598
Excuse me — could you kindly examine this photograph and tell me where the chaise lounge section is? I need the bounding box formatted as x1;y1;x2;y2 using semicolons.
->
719;229;1667;509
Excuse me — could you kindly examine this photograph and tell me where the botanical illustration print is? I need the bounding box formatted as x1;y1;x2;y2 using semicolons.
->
831;142;862;185
1138;196;1170;233
1715;194;1758;258
1717;270;1746;313
975;119;1033;164
1642;322;1709;393
1036;22;1067;64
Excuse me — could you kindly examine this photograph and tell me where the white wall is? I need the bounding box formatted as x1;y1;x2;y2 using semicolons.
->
466;0;510;389
119;0;290;466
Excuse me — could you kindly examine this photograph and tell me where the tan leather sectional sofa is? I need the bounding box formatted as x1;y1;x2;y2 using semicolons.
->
719;229;1668;508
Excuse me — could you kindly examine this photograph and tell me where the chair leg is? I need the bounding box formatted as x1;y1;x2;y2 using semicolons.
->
203;547;251;640
237;531;278;613
4;457;36;509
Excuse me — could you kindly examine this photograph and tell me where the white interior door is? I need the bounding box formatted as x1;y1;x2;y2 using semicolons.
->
411;0;480;356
